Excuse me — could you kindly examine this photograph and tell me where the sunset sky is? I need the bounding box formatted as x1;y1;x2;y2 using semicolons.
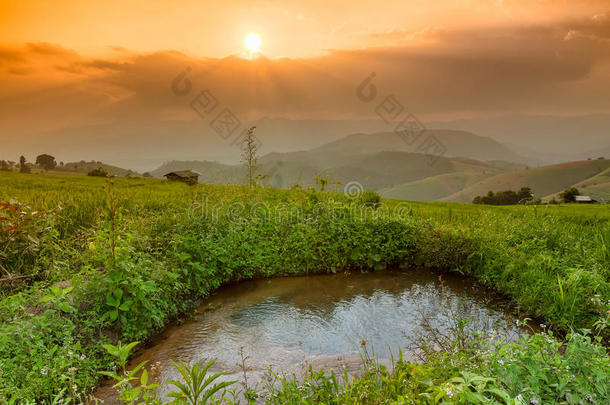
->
2;0;609;58
1;0;610;168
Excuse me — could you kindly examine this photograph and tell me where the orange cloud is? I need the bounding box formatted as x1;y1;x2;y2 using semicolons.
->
1;13;610;167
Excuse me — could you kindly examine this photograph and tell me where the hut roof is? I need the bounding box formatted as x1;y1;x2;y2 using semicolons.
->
164;170;201;178
575;195;593;202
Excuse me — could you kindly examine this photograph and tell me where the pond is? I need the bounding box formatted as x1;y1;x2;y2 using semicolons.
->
96;269;531;402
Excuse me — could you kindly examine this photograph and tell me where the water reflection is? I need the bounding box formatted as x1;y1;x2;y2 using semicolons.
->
96;270;529;402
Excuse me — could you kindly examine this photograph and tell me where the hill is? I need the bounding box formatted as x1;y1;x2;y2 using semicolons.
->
53;161;139;177
442;159;610;202
379;171;492;201
151;150;522;200
149;128;532;197
542;166;610;203
312;130;536;165
429;114;610;163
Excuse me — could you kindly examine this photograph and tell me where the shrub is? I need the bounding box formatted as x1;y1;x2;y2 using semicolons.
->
560;187;580;203
88;167;109;177
359;190;381;207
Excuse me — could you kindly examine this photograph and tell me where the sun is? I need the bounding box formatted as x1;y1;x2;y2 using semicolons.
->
244;33;262;53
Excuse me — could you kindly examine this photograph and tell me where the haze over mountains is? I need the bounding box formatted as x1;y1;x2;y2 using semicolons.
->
148;128;610;203
7;115;610;172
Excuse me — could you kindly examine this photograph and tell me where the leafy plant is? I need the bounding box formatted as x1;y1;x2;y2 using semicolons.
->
101;341;160;404
39;285;75;313
105;288;133;325
167;360;235;405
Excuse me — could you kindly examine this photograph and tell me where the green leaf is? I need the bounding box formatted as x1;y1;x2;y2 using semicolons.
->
140;369;148;385
107;310;118;322
113;288;123;301
119;300;132;311
57;301;73;313
106;291;119;307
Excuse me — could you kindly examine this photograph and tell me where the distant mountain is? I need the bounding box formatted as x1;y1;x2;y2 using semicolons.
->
571;145;610;162
312;130;537;165
151;150;522;198
149;129;537;198
428;114;610;162
442;159;610;203
20;118;386;172
21;120;543;172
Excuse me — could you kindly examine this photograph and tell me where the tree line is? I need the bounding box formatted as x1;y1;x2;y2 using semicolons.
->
472;187;534;205
1;154;60;173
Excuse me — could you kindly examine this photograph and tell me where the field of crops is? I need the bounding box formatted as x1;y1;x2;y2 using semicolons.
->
1;171;609;404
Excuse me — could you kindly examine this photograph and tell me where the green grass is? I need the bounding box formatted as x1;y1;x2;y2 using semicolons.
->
0;171;609;403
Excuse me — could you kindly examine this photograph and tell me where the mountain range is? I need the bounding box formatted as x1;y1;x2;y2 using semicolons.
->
146;128;610;202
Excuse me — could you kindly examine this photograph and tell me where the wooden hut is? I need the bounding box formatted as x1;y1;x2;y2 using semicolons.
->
163;170;200;186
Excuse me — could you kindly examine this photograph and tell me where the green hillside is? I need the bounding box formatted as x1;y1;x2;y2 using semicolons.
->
443;159;610;202
379;170;491;201
543;167;610;202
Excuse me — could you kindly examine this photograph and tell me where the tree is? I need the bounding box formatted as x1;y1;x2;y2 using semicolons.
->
473;187;533;205
516;187;533;203
559;187;579;203
241;126;259;188
35;154;57;171
19;156;30;173
87;167;109;177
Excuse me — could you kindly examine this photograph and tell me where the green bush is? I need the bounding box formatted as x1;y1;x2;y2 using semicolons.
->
87;167;109;177
359;190;381;207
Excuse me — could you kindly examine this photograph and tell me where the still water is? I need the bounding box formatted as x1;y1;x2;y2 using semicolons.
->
96;270;529;401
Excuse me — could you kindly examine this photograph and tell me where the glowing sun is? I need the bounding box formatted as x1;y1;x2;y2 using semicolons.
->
244;33;262;53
